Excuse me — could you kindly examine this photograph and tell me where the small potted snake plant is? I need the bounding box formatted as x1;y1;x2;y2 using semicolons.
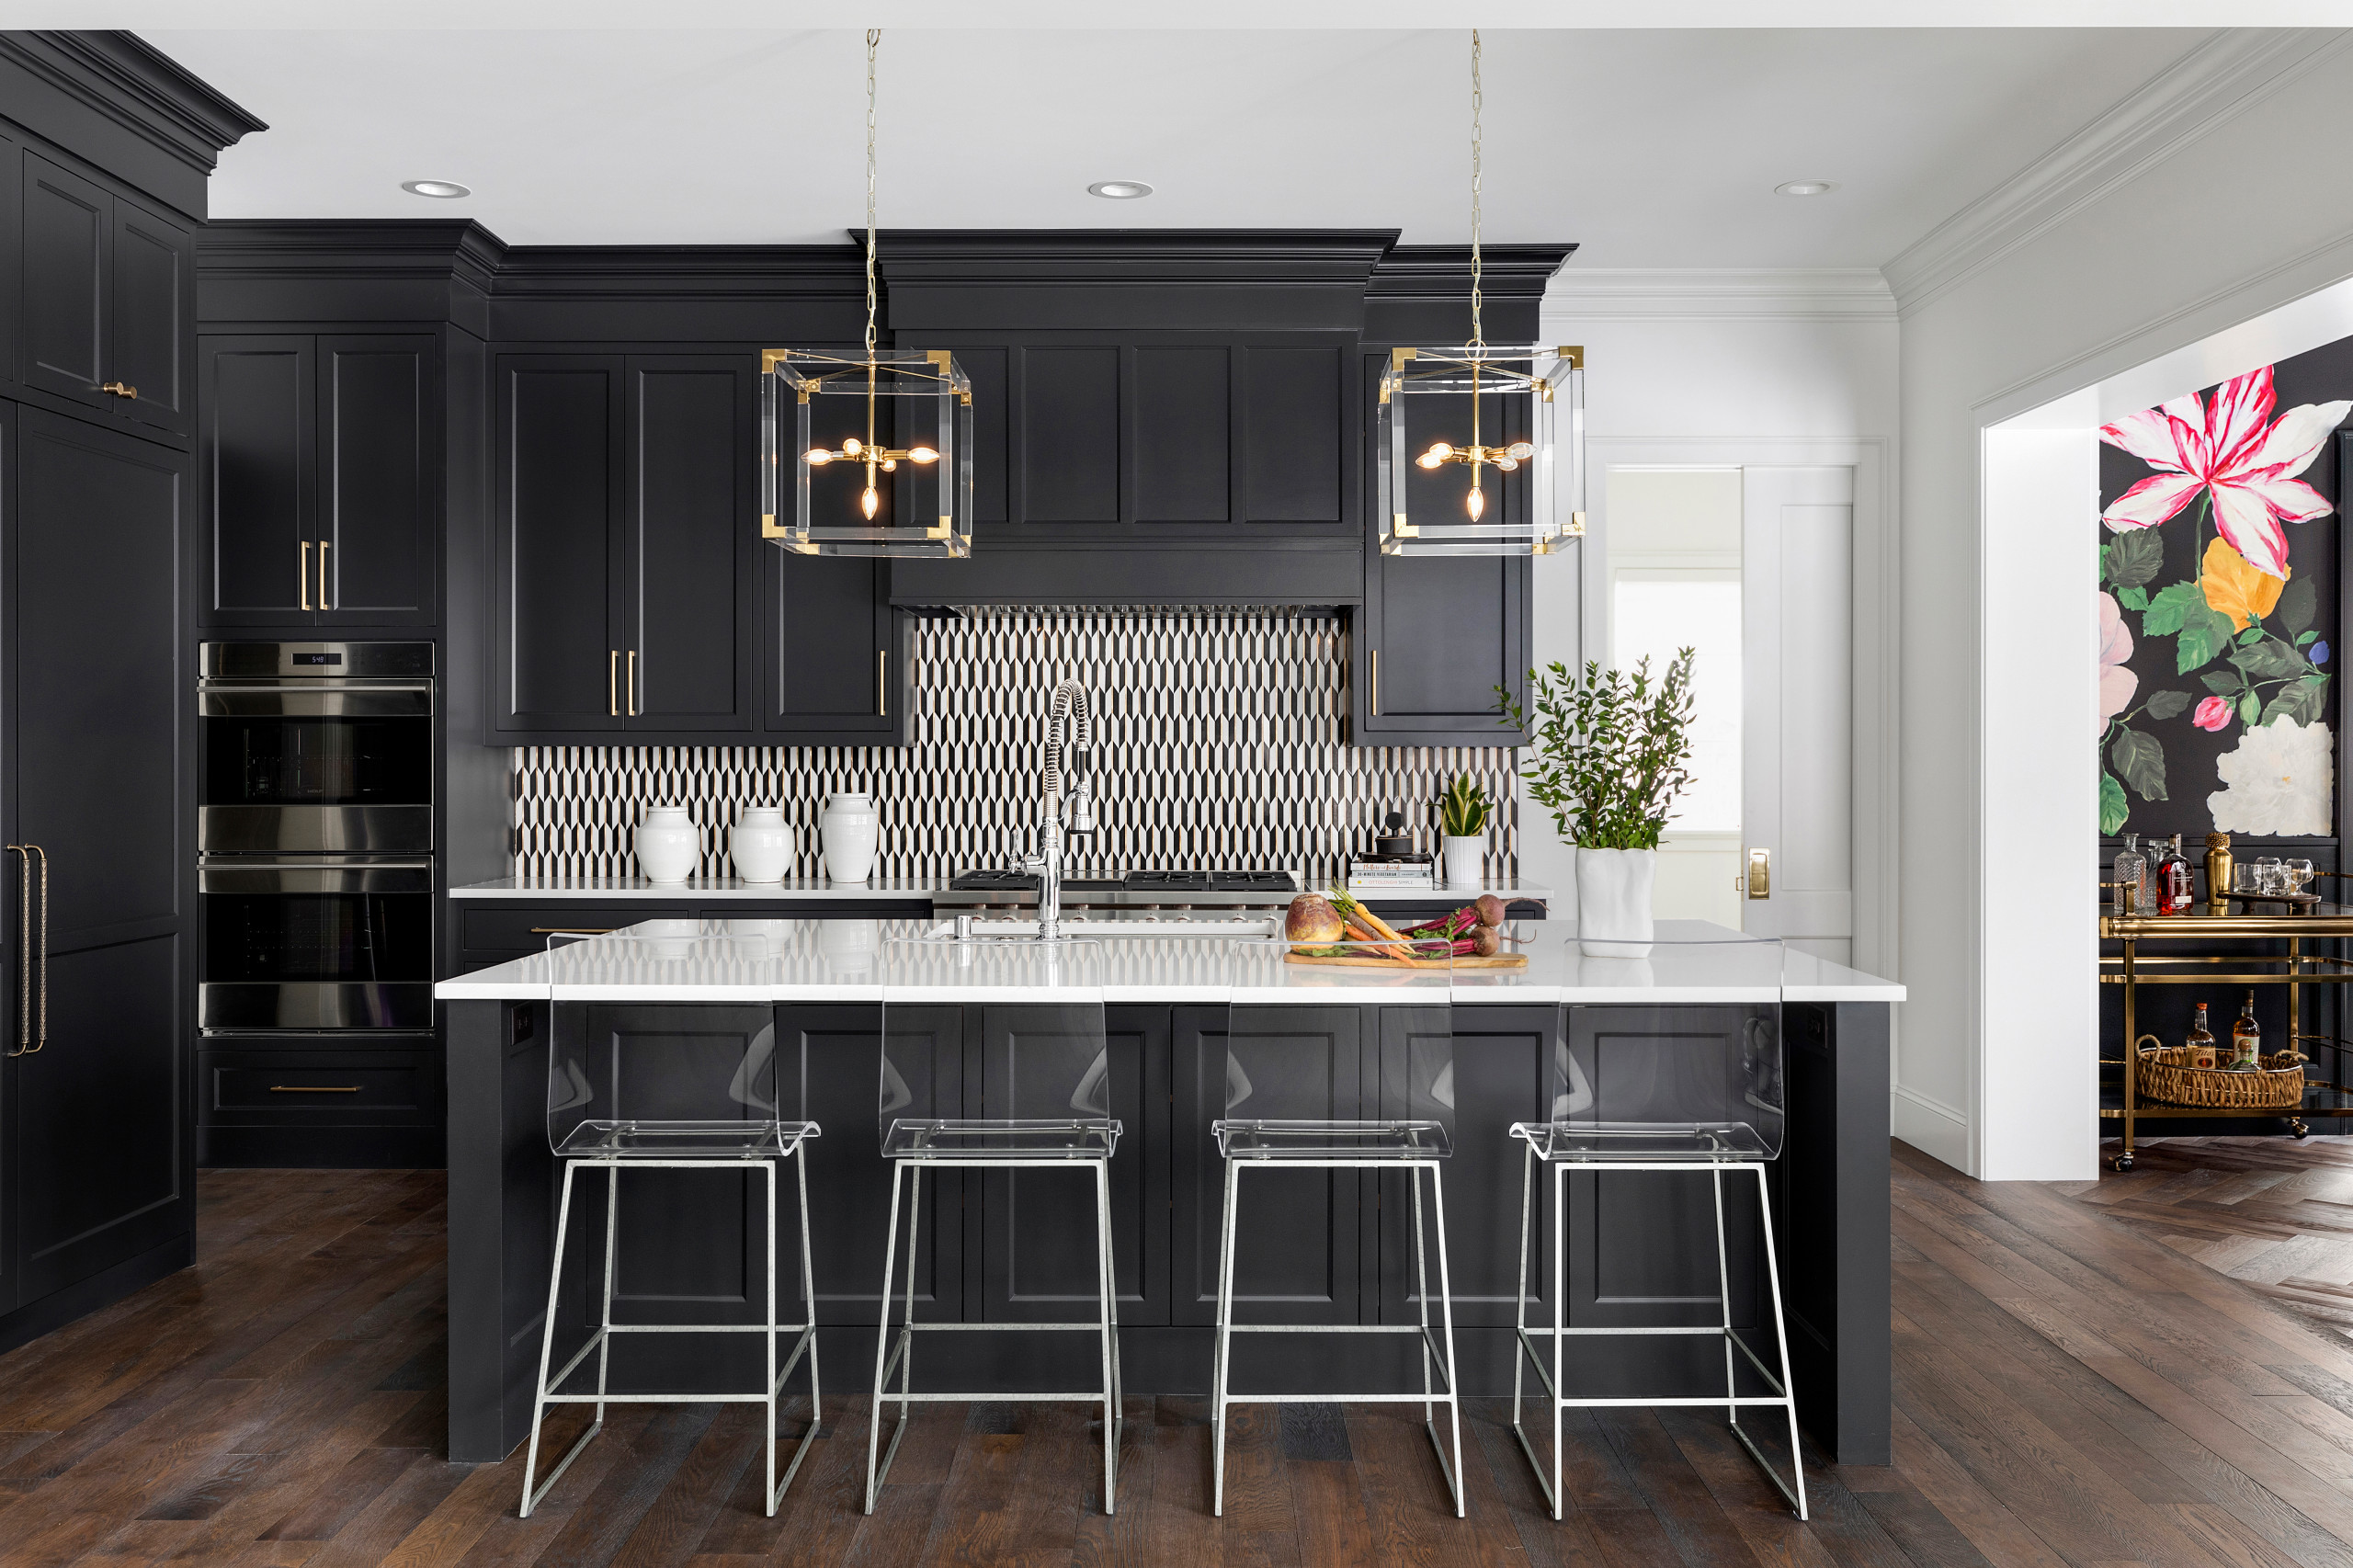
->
1437;773;1494;891
1497;651;1697;958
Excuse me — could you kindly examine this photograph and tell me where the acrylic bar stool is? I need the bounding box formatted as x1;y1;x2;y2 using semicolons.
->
866;938;1125;1515
1508;933;1806;1519
521;995;821;1519
1211;945;1462;1517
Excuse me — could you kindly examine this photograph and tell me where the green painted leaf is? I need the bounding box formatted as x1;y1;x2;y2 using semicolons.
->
2100;772;2128;835
2242;690;2262;724
2231;639;2308;679
2201;670;2243;696
2261;673;2333;728
2119;585;2150;611
2298;631;2319;645
2238;626;2268;645
2281;573;2318;634
2143;581;2204;637
2176;607;2233;674
2143;689;2191;721
2109;726;2168;802
2106;528;2165;589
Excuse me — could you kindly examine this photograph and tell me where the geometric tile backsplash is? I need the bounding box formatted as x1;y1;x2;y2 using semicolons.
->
510;606;1520;887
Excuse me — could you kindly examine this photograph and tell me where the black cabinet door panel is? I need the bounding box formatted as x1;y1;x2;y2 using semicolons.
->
762;552;895;736
320;335;434;624
1131;346;1229;525
1172;1004;1361;1326
21;153;107;407
109;198;190;437
496;356;622;732
959;346;1010;527
200;336;313;622
1243;345;1344;525
1373;555;1517;719
626;358;749;730
1019;347;1120;524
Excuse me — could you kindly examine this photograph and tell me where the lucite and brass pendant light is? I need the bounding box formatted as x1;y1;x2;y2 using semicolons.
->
1377;30;1584;557
761;29;974;558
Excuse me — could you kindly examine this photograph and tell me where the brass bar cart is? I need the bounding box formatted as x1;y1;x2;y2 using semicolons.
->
2100;882;2353;1170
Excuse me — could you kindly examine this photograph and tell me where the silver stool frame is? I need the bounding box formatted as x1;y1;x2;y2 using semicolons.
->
1507;1138;1808;1519
1211;1139;1464;1517
520;1136;822;1519
865;1151;1123;1515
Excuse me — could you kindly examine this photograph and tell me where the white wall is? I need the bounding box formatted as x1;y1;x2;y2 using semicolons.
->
1533;274;1901;986
1897;28;2353;1178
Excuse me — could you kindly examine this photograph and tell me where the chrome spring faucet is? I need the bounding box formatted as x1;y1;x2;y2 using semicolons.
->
1017;679;1096;942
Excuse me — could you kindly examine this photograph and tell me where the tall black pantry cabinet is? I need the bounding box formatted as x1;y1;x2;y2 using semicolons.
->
0;32;261;1352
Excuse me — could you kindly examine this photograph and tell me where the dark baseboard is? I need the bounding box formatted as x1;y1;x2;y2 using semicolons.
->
199;1126;447;1169
0;1231;195;1358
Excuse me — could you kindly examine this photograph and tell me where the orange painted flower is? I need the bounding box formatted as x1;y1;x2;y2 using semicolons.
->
2200;535;2286;631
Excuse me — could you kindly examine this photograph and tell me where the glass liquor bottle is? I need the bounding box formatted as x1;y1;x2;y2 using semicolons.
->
2113;834;2147;915
2185;1003;2217;1071
2230;992;2262;1072
2160;835;2196;915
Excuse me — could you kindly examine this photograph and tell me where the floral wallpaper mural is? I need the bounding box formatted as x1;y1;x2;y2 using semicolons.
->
2098;355;2352;838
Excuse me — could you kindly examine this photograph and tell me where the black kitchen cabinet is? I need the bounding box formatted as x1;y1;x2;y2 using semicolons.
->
199;333;438;628
196;1040;442;1169
6;406;192;1312
493;353;756;740
22;152;191;437
763;551;903;740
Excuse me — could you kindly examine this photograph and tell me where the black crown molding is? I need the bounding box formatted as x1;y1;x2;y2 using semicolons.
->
1368;244;1578;301
493;245;868;301
871;228;1401;288
200;220;507;294
0;31;262;218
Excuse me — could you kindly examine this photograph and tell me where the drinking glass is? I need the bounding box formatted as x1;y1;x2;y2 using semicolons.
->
2256;858;2285;895
2285;858;2315;895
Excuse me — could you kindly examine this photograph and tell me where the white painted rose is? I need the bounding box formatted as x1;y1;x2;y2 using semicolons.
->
2207;716;2335;836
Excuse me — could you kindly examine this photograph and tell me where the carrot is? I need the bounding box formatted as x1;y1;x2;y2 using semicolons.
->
1357;906;1412;946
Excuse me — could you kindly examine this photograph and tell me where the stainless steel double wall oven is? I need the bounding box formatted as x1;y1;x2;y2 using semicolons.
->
199;642;435;1032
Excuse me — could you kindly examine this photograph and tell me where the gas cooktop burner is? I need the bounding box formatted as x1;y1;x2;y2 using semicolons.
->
944;869;1299;894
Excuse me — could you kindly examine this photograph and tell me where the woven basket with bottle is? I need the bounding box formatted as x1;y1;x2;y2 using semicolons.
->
2132;1034;2307;1109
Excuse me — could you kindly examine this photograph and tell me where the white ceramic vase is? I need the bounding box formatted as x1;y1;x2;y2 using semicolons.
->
1442;835;1486;890
1575;846;1656;959
730;806;793;884
635;804;699;884
821;792;879;884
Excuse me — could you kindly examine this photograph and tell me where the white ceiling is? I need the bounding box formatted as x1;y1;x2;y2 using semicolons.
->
142;26;2210;266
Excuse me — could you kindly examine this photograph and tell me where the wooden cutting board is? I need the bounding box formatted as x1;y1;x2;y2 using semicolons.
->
1284;950;1528;971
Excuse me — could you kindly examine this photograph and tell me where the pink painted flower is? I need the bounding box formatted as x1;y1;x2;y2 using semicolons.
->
2099;365;2351;578
2194;695;2232;732
2099;590;2136;735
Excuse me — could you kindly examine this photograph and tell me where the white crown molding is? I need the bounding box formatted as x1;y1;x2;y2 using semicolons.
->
1542;267;1895;321
1884;28;2353;316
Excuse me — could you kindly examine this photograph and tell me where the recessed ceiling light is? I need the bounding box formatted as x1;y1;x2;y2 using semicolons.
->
1088;180;1154;200
1775;180;1836;198
402;179;472;199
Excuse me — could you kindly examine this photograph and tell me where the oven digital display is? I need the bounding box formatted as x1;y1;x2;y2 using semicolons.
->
291;653;341;665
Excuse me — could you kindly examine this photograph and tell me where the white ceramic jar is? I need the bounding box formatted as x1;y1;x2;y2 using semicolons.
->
730;806;793;884
1442;835;1486;891
821;792;879;884
635;804;699;884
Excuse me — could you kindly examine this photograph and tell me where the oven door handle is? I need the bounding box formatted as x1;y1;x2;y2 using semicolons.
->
199;687;434;719
199;859;435;894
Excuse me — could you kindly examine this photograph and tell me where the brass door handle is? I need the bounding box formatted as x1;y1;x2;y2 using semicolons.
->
271;1085;360;1093
5;846;46;1056
1745;847;1770;899
97;381;137;399
608;651;619;717
318;540;330;609
300;541;312;611
628;650;639;717
878;648;887;718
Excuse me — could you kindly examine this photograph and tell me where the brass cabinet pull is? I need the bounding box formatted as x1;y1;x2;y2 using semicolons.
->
628;650;640;717
97;381;137;399
1370;648;1381;716
300;541;313;611
608;651;619;717
4;846;47;1057
878;648;888;718
318;540;331;609
271;1085;360;1093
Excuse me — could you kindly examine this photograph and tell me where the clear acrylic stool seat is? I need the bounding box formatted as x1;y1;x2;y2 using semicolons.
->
521;1007;821;1521
867;941;1126;1516
1211;959;1462;1517
1509;935;1806;1520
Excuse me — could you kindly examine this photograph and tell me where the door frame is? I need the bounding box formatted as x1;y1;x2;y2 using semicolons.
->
1579;437;1897;993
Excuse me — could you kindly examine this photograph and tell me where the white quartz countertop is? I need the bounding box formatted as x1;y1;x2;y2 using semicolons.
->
446;877;947;900
437;917;1902;1006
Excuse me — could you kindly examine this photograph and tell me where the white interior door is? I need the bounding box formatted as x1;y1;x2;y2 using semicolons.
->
1740;466;1855;960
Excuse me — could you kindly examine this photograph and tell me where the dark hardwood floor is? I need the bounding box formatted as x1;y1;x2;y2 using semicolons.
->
6;1148;2353;1566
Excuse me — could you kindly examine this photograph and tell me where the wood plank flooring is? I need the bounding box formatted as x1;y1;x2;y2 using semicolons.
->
6;1152;2353;1566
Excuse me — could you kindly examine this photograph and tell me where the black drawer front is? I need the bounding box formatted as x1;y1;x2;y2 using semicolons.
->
199;1048;438;1125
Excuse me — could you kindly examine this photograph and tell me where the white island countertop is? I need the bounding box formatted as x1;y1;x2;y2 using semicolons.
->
437;917;1901;1006
446;876;1552;905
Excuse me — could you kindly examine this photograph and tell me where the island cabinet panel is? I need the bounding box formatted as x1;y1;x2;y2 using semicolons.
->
972;1003;1170;1326
21;153;191;437
1170;1005;1364;1329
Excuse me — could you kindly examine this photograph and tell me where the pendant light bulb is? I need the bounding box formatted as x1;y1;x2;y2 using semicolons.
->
907;447;938;464
1506;441;1534;460
1466;486;1485;521
861;486;881;520
842;437;862;457
1418;442;1453;469
804;449;833;466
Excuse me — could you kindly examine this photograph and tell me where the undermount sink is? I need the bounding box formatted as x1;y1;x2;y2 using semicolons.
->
923;917;1278;941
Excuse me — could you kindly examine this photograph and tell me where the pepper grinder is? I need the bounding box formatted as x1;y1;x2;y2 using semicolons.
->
2205;831;2234;915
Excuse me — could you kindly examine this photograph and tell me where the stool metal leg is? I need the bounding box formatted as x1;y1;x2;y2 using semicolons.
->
597;1165;619;1428
1426;1164;1465;1518
764;1140;823;1514
864;1161;908;1515
521;1161;597;1518
1211;1157;1241;1517
1713;1167;1736;1431
763;1160;778;1517
1735;1163;1809;1520
1551;1161;1565;1520
1094;1157;1120;1515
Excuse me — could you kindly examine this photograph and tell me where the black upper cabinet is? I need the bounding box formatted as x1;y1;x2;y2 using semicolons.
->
21;153;191;437
198;333;438;628
494;352;760;741
763;551;902;740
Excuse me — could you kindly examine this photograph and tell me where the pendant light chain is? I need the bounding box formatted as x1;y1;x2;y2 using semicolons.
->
1469;28;1484;349
863;28;880;358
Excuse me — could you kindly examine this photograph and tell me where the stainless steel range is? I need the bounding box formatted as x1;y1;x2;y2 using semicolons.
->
937;869;1301;914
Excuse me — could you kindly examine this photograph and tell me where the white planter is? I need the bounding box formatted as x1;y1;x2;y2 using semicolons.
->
1442;835;1486;890
1575;846;1656;959
821;792;880;884
635;805;699;884
729;806;793;884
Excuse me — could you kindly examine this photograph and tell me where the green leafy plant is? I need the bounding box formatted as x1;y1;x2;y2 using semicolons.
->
1496;652;1697;851
1437;773;1493;837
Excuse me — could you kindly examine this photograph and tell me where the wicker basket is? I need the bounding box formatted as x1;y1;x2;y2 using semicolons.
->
2133;1035;2307;1109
